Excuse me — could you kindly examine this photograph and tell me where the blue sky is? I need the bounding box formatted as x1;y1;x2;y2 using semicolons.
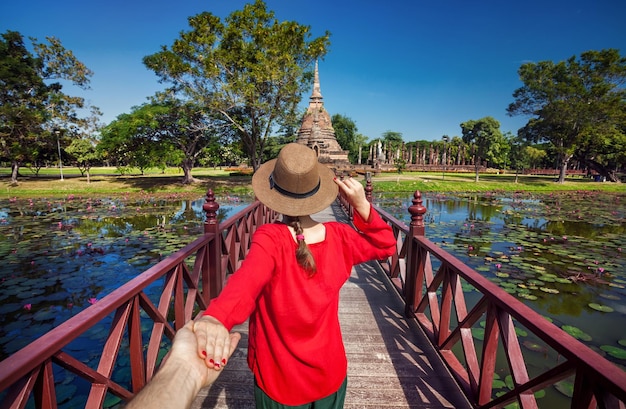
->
2;0;624;142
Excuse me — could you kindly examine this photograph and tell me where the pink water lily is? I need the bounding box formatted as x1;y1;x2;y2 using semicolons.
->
24;304;32;310
88;298;98;304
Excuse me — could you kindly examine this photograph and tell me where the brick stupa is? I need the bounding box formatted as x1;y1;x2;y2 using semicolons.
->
296;61;350;166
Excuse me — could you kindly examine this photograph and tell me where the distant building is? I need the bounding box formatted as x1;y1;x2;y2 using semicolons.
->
296;61;350;166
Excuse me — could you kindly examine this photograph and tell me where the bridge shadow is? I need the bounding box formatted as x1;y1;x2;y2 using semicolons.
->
344;261;471;408
330;203;471;408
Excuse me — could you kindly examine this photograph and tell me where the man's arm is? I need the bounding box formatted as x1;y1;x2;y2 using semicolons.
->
125;320;240;409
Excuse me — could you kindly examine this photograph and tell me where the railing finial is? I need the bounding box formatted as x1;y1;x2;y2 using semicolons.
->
408;190;426;236
203;189;220;233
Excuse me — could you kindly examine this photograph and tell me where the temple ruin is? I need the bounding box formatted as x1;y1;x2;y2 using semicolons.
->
296;61;350;166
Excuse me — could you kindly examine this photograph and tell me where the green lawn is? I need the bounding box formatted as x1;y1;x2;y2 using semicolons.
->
1;166;623;199
0;166;251;198
370;171;625;193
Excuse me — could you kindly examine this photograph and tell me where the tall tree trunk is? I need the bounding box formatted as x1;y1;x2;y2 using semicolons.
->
557;154;573;183
473;148;480;182
181;158;195;184
10;161;20;185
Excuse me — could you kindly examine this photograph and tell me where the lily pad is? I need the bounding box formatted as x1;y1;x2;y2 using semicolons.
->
539;287;559;294
554;381;574;398
600;345;626;360
472;328;485;341
599;293;620;301
522;340;548;353
562;325;592;341
588;303;614;313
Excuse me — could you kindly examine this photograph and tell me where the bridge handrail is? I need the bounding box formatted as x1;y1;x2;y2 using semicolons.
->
368;190;626;409
2;185;625;409
0;190;277;409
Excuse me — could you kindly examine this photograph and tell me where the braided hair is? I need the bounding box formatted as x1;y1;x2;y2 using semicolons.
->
286;217;316;275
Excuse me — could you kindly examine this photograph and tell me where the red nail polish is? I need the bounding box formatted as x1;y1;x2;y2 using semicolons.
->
202;351;207;357
214;363;221;368
209;359;214;364
222;358;227;365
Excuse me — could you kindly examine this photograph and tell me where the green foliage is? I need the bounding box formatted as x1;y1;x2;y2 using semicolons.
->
143;0;330;170
65;137;100;177
461;116;505;181
508;49;626;182
332;114;362;162
99;99;225;183
0;30;98;183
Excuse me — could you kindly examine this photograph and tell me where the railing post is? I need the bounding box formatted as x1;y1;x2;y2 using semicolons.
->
405;191;427;317
365;172;372;203
408;190;426;236
340;173;354;220
203;189;222;301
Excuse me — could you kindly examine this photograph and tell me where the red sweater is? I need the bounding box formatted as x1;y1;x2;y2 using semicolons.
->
203;208;395;405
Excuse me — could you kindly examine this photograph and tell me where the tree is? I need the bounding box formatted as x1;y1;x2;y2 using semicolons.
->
66;137;99;183
332;114;359;162
100;98;227;183
381;131;403;164
460;117;504;182
507;49;626;183
143;0;330;170
0;30;97;184
507;135;531;183
526;145;548;169
98;104;167;174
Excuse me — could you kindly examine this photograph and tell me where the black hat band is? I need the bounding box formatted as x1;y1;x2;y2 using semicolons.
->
269;173;321;199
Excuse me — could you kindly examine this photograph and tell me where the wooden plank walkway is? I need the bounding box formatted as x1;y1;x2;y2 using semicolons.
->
191;203;471;409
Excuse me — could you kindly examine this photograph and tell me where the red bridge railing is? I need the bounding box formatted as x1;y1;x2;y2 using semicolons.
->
2;183;626;409
0;190;277;409
343;187;626;409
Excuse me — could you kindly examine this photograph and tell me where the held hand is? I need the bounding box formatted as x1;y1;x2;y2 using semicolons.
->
193;315;234;371
169;320;241;387
334;176;371;220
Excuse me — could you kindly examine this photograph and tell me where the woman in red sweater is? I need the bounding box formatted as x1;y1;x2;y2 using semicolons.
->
194;143;396;408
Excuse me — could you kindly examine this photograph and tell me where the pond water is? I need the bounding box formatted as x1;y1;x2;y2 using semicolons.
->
375;190;626;370
0;193;251;361
0;190;624;407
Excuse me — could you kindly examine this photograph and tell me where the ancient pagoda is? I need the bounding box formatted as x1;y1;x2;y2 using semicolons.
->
296;61;350;166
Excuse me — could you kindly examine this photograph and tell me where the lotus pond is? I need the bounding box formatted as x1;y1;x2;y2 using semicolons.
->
0;189;625;407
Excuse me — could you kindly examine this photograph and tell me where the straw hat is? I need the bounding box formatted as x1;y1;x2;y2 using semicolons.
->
252;143;338;216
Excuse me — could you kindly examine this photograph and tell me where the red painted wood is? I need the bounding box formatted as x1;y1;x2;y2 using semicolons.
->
375;190;626;408
2;188;626;409
0;191;277;408
34;361;56;409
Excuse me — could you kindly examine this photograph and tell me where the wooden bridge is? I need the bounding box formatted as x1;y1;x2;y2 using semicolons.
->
1;184;625;409
190;203;470;409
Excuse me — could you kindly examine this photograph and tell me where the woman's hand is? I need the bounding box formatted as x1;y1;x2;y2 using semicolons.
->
193;315;234;371
334;176;371;221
